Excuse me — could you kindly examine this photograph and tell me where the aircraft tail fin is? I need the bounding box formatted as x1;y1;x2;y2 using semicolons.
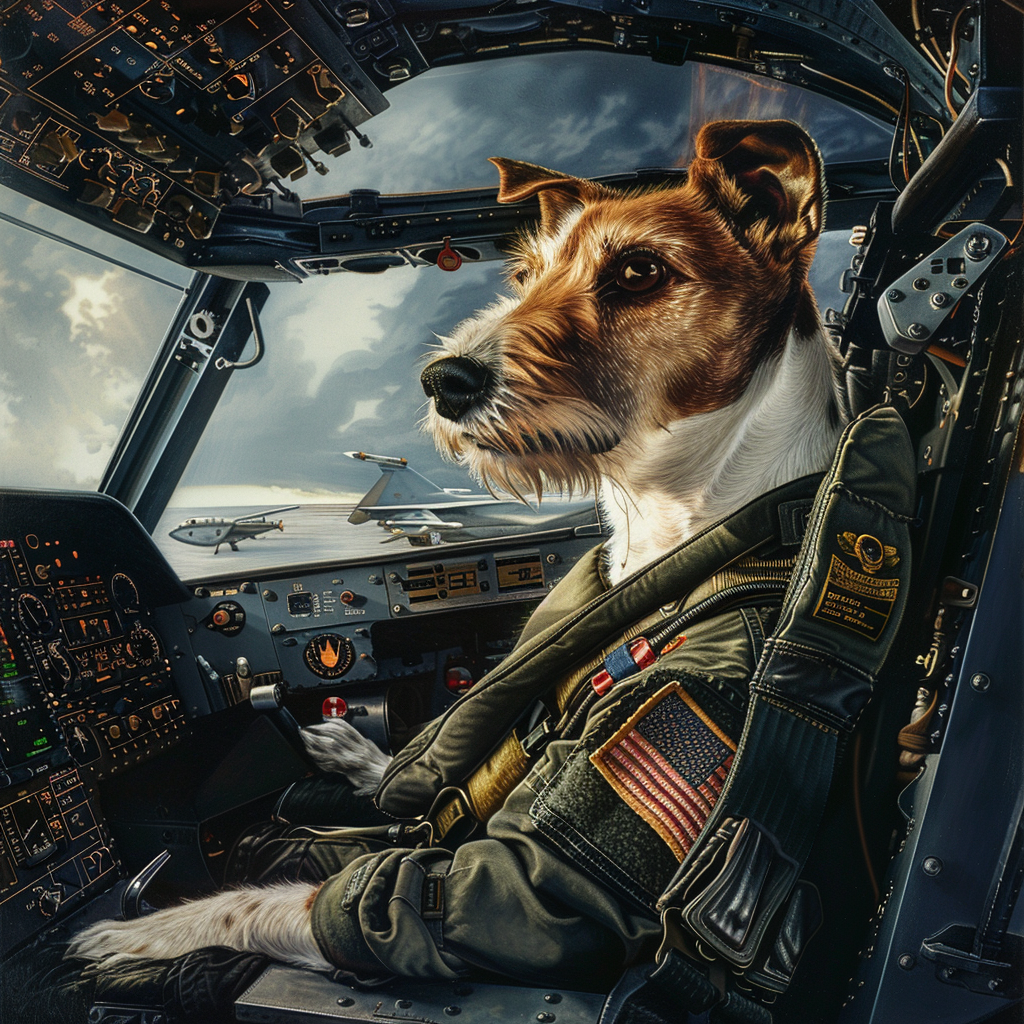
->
346;453;470;524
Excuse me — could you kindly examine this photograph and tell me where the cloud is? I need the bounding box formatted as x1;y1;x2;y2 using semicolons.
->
60;269;118;342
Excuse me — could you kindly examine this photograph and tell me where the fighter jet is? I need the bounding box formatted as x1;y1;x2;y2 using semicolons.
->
345;452;599;547
168;506;299;554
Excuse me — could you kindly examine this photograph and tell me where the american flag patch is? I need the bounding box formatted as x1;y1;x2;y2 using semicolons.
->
590;682;735;862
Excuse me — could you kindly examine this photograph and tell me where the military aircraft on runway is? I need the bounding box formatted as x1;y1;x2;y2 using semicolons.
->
168;506;299;554
345;451;598;546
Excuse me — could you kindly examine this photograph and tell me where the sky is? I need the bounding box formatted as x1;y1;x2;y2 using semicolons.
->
0;53;892;507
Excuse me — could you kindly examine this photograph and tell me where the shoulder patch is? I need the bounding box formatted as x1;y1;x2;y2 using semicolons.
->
590;681;734;862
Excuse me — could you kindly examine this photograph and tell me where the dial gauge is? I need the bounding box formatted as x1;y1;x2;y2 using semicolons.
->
126;626;160;666
47;640;74;687
303;634;355;679
111;573;140;615
16;593;54;636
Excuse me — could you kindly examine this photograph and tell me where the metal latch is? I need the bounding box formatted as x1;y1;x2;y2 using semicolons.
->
877;224;1009;355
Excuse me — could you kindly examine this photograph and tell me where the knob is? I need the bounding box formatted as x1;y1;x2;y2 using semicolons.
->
38;886;64;916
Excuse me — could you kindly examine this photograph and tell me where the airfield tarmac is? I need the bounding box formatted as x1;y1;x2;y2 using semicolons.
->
154;501;599;583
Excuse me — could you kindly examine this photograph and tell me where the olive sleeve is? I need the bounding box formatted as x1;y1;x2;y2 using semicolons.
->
310;746;661;987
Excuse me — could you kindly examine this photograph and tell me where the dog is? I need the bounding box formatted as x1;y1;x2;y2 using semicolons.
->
67;119;843;973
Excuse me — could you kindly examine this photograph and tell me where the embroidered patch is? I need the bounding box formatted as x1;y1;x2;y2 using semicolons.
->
811;548;899;642
590;682;734;862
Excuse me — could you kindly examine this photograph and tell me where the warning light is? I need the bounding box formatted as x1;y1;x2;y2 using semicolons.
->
322;696;348;719
444;665;474;693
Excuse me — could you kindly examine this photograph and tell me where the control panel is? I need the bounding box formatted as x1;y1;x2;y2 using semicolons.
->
0;766;117;953
182;536;593;696
0;0;402;265
0;490;189;955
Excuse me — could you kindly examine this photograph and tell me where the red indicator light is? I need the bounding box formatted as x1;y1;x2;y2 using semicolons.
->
444;666;474;693
322;696;348;719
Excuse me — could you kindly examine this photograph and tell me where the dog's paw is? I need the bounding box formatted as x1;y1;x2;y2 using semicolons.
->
67;916;171;964
301;718;392;795
67;884;332;972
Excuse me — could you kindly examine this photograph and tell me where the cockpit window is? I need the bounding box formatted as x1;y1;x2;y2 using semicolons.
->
0;52;891;577
152;56;889;578
0;199;188;491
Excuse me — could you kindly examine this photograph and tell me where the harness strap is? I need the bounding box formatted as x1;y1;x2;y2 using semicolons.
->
378;475;822;819
653;405;915;984
426;574;794;842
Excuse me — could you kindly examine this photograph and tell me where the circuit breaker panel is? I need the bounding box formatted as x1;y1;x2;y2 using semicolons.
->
0;0;424;264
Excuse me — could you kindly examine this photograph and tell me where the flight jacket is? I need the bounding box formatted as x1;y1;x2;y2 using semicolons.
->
309;407;915;989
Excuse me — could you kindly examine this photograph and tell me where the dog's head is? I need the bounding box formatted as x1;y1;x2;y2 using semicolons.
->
421;119;825;499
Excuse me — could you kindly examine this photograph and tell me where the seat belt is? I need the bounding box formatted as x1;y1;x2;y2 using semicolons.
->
607;405;916;1021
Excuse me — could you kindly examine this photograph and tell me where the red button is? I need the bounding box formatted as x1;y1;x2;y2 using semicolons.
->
212;609;231;627
444;666;474;693
322;696;348;719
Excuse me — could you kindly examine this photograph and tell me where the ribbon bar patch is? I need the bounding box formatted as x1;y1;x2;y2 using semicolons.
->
591;682;734;862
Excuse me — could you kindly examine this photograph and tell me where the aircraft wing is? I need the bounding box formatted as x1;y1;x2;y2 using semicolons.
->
234;505;299;523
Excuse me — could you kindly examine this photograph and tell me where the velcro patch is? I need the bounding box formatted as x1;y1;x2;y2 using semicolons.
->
590;682;734;862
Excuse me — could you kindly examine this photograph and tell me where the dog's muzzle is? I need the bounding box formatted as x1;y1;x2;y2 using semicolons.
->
421;357;495;421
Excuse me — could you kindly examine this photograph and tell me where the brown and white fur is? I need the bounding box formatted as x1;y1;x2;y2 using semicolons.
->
68;119;843;973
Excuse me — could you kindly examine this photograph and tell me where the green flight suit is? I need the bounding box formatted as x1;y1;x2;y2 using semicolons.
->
309;476;822;987
309;405;915;990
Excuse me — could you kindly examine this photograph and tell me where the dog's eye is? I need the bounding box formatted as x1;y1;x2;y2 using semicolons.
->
512;268;530;286
614;254;666;294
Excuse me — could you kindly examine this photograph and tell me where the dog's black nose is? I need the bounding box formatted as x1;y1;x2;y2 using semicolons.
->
421;357;494;421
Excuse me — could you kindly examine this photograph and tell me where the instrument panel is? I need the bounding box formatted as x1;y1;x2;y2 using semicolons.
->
0;0;406;268
0;487;601;959
0;490;189;955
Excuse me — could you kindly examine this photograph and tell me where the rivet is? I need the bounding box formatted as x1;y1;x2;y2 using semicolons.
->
544;994;563;1004
337;997;355;1007
444;1007;461;1016
971;673;990;692
396;1000;413;1010
537;1014;556;1023
922;856;943;876
898;953;915;970
907;323;930;340
887;289;904;302
930;292;950;309
952;276;969;289
913;277;930;291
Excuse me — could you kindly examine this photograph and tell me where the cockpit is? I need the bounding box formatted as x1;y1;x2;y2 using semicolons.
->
0;2;1022;1022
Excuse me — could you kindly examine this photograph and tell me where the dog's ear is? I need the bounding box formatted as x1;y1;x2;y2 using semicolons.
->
688;120;824;263
489;158;609;232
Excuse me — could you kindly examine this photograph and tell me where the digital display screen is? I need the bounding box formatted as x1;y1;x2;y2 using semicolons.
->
0;621;60;766
403;562;482;604
0;676;60;766
1;793;60;866
62;614;118;646
496;554;545;592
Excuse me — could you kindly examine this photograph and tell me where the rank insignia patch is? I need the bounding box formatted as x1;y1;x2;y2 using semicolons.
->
591;682;734;862
836;532;899;574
